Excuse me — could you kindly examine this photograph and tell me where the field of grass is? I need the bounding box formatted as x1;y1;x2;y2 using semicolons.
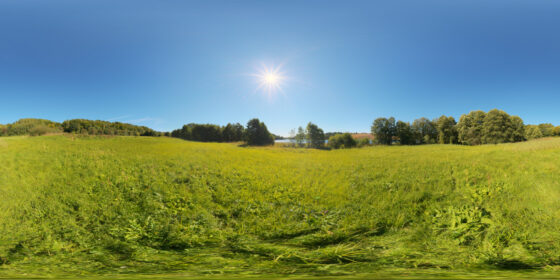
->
1;135;560;278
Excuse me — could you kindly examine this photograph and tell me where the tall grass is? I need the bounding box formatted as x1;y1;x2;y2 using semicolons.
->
1;135;560;276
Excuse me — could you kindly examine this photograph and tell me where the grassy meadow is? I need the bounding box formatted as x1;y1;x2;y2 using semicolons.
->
1;135;560;277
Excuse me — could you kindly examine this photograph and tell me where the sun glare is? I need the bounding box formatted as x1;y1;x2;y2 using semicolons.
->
252;64;286;97
264;73;279;85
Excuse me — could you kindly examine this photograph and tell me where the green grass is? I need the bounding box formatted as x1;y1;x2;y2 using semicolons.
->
1;135;560;278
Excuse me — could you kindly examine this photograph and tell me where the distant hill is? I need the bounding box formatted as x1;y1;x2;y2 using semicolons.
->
0;118;163;137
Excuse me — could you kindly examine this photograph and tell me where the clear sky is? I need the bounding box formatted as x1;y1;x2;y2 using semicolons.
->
1;1;559;135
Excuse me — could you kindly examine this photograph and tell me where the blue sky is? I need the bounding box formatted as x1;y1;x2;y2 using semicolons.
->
1;0;559;135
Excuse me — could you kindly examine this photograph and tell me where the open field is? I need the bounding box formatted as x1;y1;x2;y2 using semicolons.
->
1;135;560;278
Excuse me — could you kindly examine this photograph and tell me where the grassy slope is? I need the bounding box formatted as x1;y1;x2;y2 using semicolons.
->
1;135;560;276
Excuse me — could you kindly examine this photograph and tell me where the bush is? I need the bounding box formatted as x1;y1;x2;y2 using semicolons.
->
29;125;59;136
356;138;371;147
328;133;357;149
1;119;62;136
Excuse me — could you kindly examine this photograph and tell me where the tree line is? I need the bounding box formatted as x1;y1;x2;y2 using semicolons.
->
170;118;275;146
61;119;163;136
0;118;61;136
371;109;560;146
2;109;559;148
0;118;164;137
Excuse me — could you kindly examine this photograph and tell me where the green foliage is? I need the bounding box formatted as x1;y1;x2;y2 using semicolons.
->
61;119;160;136
412;117;438;144
29;125;60;136
435;115;458;144
482;109;516;144
457;110;526;145
328;133;356;149
525;125;543;140
356;137;371;147
171;122;245;142
396;121;414;145
510;116;526;142
295;126;306;147
538;123;555;137
245;118;274;146
305;122;325;148
222;123;245;142
371;117;396;145
457;110;486;145
0;118;62;136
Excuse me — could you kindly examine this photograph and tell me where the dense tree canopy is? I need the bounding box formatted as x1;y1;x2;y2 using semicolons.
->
190;124;222;142
62;119;160;136
371;109;537;146
245;118;274;146
411;118;437;144
222;123;245;142
371;117;396;145
171;123;245;143
0;118;163;137
525;125;543;140
481;109;516;144
396;121;414;145
457;110;486;145
435;115;458;144
510;116;525;142
538;123;555;137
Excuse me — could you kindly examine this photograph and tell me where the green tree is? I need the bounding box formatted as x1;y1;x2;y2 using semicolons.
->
222;123;245;142
295;126;306;147
538;123;555;137
435;115;458;144
482;109;514;144
411;117;437;144
62;119;158;136
510;116;525;142
525;125;543;140
6;118;62;136
371;117;396;145
396;121;413;145
245;118;274;146
457;110;486;145
306;122;325;148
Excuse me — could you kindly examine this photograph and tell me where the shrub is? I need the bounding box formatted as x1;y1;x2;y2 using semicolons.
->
29;125;58;136
356;138;371;147
328;133;357;149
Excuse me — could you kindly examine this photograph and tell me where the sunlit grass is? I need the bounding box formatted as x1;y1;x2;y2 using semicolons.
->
1;135;560;277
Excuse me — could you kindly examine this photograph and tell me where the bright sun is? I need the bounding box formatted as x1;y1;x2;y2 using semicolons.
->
264;73;279;85
252;64;286;96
